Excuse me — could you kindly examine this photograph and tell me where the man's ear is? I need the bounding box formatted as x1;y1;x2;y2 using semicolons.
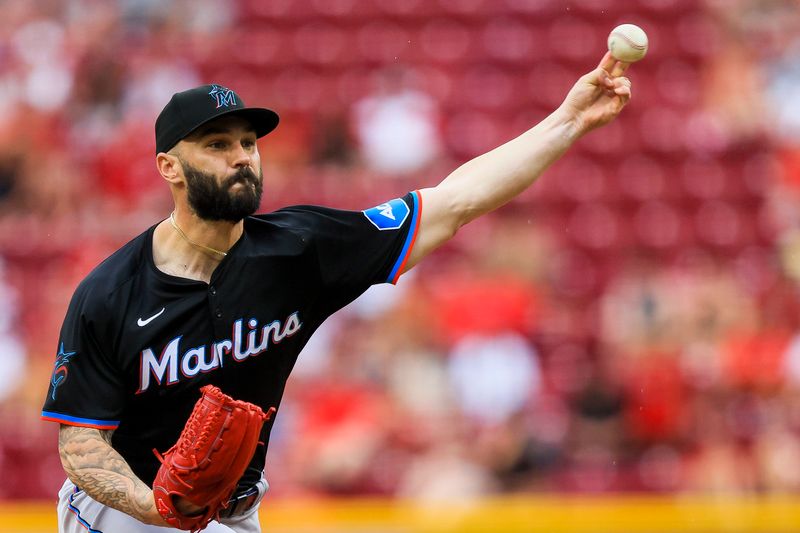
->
156;151;183;185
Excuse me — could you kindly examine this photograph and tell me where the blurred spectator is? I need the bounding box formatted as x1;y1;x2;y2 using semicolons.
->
0;259;25;403
352;66;442;175
309;108;357;167
735;0;800;146
397;422;497;503
754;413;800;491
447;333;541;426
11;16;73;112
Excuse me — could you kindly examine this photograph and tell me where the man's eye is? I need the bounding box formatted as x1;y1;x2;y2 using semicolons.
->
209;141;226;149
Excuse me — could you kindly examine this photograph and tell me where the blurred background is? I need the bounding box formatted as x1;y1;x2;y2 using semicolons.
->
1;0;800;531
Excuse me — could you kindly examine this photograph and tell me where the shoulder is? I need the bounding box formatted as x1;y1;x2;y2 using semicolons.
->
249;194;416;235
70;228;153;314
245;205;352;243
250;204;350;228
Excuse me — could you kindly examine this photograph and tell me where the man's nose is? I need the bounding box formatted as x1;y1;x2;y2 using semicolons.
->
231;143;251;167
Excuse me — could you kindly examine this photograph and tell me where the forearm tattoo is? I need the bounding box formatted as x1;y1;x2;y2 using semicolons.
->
58;425;159;524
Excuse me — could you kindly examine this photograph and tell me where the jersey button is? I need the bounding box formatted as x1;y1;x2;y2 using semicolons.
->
209;286;217;296
215;309;222;319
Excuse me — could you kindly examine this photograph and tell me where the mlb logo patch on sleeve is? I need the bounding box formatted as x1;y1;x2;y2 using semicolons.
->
362;198;410;230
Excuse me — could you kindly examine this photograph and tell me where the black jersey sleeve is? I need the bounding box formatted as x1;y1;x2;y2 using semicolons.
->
41;278;127;430
279;190;421;293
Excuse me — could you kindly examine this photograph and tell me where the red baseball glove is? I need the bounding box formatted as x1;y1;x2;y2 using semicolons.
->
152;385;274;532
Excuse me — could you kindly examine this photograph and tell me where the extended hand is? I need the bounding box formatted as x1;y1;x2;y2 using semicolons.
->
558;51;632;136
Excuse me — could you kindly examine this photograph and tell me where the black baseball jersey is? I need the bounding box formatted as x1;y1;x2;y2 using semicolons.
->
42;191;421;488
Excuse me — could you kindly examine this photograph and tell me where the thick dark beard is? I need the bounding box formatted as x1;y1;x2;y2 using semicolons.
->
181;159;263;222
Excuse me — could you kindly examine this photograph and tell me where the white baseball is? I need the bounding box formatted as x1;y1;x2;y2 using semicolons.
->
607;24;648;63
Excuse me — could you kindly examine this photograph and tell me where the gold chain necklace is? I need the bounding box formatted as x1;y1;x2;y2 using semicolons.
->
169;212;228;257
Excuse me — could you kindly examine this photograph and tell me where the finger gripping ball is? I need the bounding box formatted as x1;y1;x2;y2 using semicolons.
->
607;24;648;63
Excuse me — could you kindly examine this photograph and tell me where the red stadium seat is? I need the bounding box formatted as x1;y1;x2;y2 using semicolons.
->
679;157;728;200
741;152;781;196
503;0;561;17
654;59;702;108
272;68;325;111
529;162;565;204
527;61;575;108
419;19;474;64
732;245;780;295
694;200;751;248
624;71;660;111
566;204;624;250
579;119;627;157
244;0;314;20
374;0;441;18
227;27;293;68
408;65;456;104
458;66;516;110
508;106;554;135
681;110;731;154
481;19;539;65
557;157;610;202
674;13;724;60
755;201;780;245
634;200;691;250
544;341;592;394
309;0;376;19
548;248;602;298
335;68;379;106
635;0;693;14
571;0;620;15
445;110;503;158
546;17;599;63
356;21;413;63
638;107;686;154
293;23;350;67
616;154;670;202
438;0;493;17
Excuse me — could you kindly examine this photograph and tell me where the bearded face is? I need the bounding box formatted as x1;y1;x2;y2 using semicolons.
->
181;159;263;222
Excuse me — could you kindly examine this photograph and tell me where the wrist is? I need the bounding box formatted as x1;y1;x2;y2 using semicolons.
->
140;508;167;526
551;106;585;142
138;489;169;526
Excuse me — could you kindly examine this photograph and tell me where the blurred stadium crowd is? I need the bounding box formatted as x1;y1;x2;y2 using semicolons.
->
1;0;800;502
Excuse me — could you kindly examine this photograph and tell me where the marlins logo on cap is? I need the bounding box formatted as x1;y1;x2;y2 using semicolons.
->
208;85;237;108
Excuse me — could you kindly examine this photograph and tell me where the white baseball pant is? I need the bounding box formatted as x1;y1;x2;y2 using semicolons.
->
56;478;265;533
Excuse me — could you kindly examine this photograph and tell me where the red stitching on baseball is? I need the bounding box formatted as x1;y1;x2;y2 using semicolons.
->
612;31;647;50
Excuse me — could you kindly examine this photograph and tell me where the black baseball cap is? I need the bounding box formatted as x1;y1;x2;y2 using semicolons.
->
155;84;279;154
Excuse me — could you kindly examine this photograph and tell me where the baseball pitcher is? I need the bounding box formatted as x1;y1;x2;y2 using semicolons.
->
42;52;632;532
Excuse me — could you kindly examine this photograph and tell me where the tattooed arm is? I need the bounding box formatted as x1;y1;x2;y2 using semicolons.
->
57;424;167;525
